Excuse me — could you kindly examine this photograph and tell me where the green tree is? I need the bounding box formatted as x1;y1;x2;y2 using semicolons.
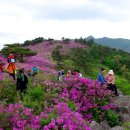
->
52;46;63;68
70;48;93;74
23;37;44;46
1;44;36;62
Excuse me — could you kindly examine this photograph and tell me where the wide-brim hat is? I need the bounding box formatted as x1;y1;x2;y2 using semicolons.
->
108;70;114;74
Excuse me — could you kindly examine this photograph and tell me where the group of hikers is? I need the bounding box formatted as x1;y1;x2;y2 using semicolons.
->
0;52;119;97
58;67;119;96
0;52;39;93
97;68;119;96
58;68;82;80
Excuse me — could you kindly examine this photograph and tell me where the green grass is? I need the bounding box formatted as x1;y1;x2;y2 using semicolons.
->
116;76;130;95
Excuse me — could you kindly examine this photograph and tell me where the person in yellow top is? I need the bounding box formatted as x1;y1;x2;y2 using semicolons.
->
6;62;16;80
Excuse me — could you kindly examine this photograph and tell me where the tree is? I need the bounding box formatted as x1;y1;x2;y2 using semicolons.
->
1;44;36;62
52;46;63;68
70;48;93;74
23;37;44;46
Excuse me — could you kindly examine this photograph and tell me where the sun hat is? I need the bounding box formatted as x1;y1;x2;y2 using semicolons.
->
108;70;114;74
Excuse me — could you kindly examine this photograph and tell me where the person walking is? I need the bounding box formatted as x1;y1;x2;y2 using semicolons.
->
16;69;28;93
6;62;16;80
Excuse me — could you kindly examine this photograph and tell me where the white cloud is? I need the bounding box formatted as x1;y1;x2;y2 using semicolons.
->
0;0;130;49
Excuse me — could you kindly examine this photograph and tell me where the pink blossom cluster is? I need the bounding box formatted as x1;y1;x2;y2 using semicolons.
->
0;72;5;81
55;77;114;121
0;102;91;130
43;102;91;130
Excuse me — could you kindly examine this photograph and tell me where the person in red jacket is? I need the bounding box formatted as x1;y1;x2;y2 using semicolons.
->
0;60;3;73
6;62;16;80
8;52;15;63
9;52;14;59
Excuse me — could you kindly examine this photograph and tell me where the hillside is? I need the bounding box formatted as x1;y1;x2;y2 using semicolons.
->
86;36;130;52
1;40;86;75
0;39;130;129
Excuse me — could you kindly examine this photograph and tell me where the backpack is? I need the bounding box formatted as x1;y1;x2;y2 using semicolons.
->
58;70;64;76
11;59;15;63
7;58;10;63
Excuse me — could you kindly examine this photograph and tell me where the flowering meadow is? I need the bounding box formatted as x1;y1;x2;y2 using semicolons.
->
0;72;118;129
0;41;121;129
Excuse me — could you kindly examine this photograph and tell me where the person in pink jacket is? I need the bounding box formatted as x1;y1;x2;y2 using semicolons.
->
106;70;119;96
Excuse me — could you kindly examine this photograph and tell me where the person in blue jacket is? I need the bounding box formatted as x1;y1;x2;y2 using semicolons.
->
97;68;107;85
58;68;64;81
32;66;39;77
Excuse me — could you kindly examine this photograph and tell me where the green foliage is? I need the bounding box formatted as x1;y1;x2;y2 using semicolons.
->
0;78;17;104
52;46;64;68
29;84;44;101
116;76;130;95
0;112;10;129
40;110;57;126
90;108;102;123
22;83;45;115
67;100;77;111
105;110;121;127
1;44;36;62
23;37;44;46
104;57;115;69
70;48;93;74
123;122;130;130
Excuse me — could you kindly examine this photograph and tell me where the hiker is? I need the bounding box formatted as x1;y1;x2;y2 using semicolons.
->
6;62;16;80
32;66;39;77
16;69;28;93
97;68;107;85
28;69;32;77
8;52;15;63
73;69;78;76
66;70;71;77
106;70;119;96
0;60;3;73
58;68;64;81
9;52;14;59
73;69;81;77
77;70;82;78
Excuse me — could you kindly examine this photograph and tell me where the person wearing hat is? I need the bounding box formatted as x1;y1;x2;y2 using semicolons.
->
106;70;119;96
16;69;28;93
66;70;71;77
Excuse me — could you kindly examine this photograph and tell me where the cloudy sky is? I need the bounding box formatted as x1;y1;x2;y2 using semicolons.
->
0;0;130;49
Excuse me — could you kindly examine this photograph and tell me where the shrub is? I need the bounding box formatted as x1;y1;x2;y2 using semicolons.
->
105;110;121;127
123;122;130;130
67;100;77;111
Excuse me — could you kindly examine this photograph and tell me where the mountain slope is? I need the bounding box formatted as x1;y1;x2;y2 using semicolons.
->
86;36;130;52
1;40;86;74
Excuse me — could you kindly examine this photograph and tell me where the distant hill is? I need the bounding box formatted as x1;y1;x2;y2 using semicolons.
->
85;36;130;52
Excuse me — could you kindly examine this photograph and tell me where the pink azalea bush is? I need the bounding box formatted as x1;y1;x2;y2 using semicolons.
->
55;76;115;122
0;102;91;130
